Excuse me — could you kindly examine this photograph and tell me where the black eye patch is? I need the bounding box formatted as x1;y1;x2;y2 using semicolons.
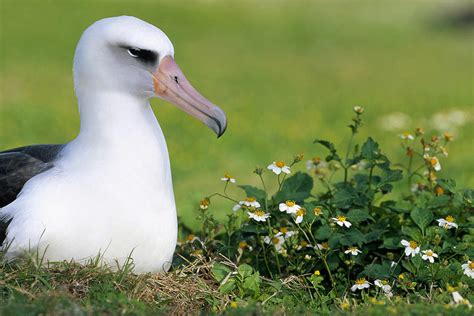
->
126;47;158;64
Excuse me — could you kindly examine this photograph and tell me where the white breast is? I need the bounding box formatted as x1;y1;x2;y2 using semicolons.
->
2;96;178;273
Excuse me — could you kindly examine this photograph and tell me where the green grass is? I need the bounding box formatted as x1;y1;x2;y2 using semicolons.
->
1;0;473;227
0;2;473;312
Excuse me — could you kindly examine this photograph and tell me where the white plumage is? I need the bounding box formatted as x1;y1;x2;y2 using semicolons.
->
0;16;226;273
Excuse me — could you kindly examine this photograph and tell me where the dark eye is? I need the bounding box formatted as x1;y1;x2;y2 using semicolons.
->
127;48;158;64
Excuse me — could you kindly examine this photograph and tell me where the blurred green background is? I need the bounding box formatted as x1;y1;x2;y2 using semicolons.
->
1;0;473;228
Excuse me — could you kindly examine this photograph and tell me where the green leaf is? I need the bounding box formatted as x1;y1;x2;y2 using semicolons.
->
378;169;403;186
241;274;261;297
314;225;332;240
382;237;401;249
314;139;341;162
219;278;236;294
332;187;357;209
212;263;231;283
361;137;380;161
401;226;422;240
273;172;313;202
362;263;391;279
238;185;266;203
238;264;254;279
364;228;387;243
347;209;373;223
410;208;433;232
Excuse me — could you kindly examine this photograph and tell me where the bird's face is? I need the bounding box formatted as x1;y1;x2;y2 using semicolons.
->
73;16;226;137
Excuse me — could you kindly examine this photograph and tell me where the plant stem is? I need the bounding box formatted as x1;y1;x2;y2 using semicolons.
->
258;174;269;211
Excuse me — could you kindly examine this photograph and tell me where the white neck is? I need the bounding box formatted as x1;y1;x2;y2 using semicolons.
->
61;91;172;184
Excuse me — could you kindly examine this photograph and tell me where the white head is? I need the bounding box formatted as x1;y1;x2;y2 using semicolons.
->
73;16;226;136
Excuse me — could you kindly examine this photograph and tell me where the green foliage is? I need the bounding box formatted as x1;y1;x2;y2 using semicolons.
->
179;107;474;312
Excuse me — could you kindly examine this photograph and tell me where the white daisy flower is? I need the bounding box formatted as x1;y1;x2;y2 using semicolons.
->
452;291;472;308
221;173;236;183
264;235;285;251
344;247;362;256
353;106;364;114
315;242;329;251
400;132;415;140
232;197;261;211
421;249;438;263
401;239;420;257
185;234;200;243
304;254;312;260
199;199;210;210
423;154;441;171
306;157;327;170
247;210;270;222
279;200;301;214
277;227;296;238
294;208;305;224
332;215;352;228
351;278;370;292
461;260;474;279
436;216;458;229
390;261;397;268
267;161;291;175
374;279;393;297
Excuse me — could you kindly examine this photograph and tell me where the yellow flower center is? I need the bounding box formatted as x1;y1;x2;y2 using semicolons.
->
314;207;322;215
239;241;248;249
230;301;238;309
336;215;347;222
349;247;358;252
445;215;455;223
469;262;474;269
245;197;256;202
312;156;321;164
285;200;296;207
430;158;438;166
435;186;444;196
314;270;320;276
296;209;305;217
275;161;286;168
300;240;308;247
279;227;288;233
186;234;195;241
398;274;404;280
402;132;411;138
321;242;329;249
426;250;433;256
355;278;366;285
444;132;453;141
409;241;418;249
224;173;233;179
255;210;265;217
272;237;280;245
200;199;209;206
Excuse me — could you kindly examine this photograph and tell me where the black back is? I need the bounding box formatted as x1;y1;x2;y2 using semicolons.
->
0;144;63;242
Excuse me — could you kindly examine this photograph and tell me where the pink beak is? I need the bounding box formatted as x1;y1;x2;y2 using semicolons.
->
152;56;227;137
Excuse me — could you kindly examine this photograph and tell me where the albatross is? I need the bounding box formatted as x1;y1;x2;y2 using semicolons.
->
0;16;226;273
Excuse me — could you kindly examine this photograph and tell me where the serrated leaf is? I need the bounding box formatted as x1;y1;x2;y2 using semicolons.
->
362;263;391;279
314;139;341;162
238;185;266;203
401;226;422;240
238;264;253;279
410;208;433;232
347;209;373;223
315;225;332;240
382;237;401;249
361;137;380;161
273;172;313;202
212;263;231;282
332;187;357;209
219;278;236;294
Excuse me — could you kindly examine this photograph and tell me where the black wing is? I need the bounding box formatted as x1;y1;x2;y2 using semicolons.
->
0;144;64;242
